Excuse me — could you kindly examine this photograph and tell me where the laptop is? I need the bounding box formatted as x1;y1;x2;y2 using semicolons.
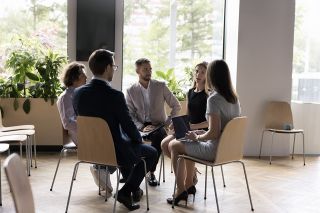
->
172;115;190;141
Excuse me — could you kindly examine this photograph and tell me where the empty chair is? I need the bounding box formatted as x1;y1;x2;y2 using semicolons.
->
4;153;35;213
0;143;10;206
65;116;149;213
171;117;254;213
0;130;35;176
50;128;77;191
259;101;305;165
0;111;37;168
0;135;30;175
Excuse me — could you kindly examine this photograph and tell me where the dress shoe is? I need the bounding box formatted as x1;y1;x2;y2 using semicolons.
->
119;178;127;183
132;188;143;202
167;191;188;206
148;173;158;187
116;191;140;211
187;185;196;202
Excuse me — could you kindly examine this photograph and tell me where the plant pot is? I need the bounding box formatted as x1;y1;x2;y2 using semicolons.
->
0;98;63;146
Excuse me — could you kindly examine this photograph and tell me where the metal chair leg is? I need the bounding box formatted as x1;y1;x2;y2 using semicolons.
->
172;157;182;209
50;148;66;191
240;161;254;211
65;162;80;213
73;162;78;181
259;130;266;158
292;133;296;159
269;132;275;165
113;169;120;213
204;165;208;199
26;137;31;176
171;161;173;173
211;167;220;213
158;153;163;185
142;159;150;211
220;165;226;187
30;135;33;168
302;132;305;166
162;153;165;182
33;134;37;168
98;166;101;195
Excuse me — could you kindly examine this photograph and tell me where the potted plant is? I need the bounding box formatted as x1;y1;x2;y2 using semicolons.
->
0;36;67;146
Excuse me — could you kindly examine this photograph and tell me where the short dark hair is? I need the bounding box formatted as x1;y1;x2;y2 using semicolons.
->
207;60;238;104
88;49;114;75
61;62;85;87
135;58;150;67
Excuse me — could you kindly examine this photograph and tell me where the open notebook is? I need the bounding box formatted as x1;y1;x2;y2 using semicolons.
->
172;115;190;140
139;124;165;139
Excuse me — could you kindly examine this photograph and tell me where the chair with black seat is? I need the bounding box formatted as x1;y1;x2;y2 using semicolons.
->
259;101;305;165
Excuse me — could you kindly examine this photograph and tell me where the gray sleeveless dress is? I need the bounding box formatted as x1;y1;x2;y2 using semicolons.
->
183;92;241;161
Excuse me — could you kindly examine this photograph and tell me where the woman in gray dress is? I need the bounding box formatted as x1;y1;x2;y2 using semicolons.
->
167;60;241;205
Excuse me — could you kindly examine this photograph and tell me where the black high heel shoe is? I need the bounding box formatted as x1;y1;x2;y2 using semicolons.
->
187;185;196;202
167;191;188;206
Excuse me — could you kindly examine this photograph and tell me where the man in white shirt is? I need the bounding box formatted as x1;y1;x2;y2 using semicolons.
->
126;58;181;186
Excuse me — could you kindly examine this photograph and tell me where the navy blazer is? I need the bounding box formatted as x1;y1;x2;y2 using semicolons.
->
73;79;143;166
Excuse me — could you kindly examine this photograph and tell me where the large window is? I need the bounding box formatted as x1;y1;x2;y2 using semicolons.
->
292;0;320;103
0;0;67;77
123;0;226;93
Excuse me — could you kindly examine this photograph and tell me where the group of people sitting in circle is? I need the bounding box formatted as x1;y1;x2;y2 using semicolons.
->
57;49;240;211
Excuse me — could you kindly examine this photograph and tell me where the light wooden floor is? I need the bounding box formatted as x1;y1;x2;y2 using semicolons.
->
0;153;319;213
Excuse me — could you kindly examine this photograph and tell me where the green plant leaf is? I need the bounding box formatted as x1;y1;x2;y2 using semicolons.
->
23;98;31;114
13;98;19;111
26;72;39;81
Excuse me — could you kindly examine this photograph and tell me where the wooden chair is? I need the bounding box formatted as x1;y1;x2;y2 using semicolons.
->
0;130;35;176
0;135;29;175
171;117;254;213
65;116;150;213
0;111;37;169
259;101;305;165
0;143;10;206
50;128;77;191
4;153;35;213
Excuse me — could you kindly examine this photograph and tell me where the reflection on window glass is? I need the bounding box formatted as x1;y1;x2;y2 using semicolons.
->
0;0;67;77
292;0;320;103
123;0;225;94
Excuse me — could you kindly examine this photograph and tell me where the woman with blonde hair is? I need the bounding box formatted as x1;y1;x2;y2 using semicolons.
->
166;59;240;205
161;61;208;193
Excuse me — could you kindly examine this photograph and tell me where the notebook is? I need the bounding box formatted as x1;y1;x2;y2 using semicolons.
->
172;115;190;140
139;124;165;139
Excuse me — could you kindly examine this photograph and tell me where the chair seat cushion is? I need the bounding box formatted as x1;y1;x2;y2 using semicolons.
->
266;128;303;133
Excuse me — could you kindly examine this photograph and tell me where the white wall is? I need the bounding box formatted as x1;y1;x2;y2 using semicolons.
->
67;0;123;90
236;0;296;156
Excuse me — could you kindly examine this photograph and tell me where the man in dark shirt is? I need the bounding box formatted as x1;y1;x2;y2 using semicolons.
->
73;49;157;211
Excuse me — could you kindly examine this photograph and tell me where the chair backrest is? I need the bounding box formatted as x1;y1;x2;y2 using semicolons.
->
214;117;247;164
264;101;293;129
77;116;118;167
4;154;35;213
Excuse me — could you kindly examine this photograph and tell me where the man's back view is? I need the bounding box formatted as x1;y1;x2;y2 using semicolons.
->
73;49;157;211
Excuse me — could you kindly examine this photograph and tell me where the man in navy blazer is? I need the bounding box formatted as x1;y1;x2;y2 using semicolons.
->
73;49;157;211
